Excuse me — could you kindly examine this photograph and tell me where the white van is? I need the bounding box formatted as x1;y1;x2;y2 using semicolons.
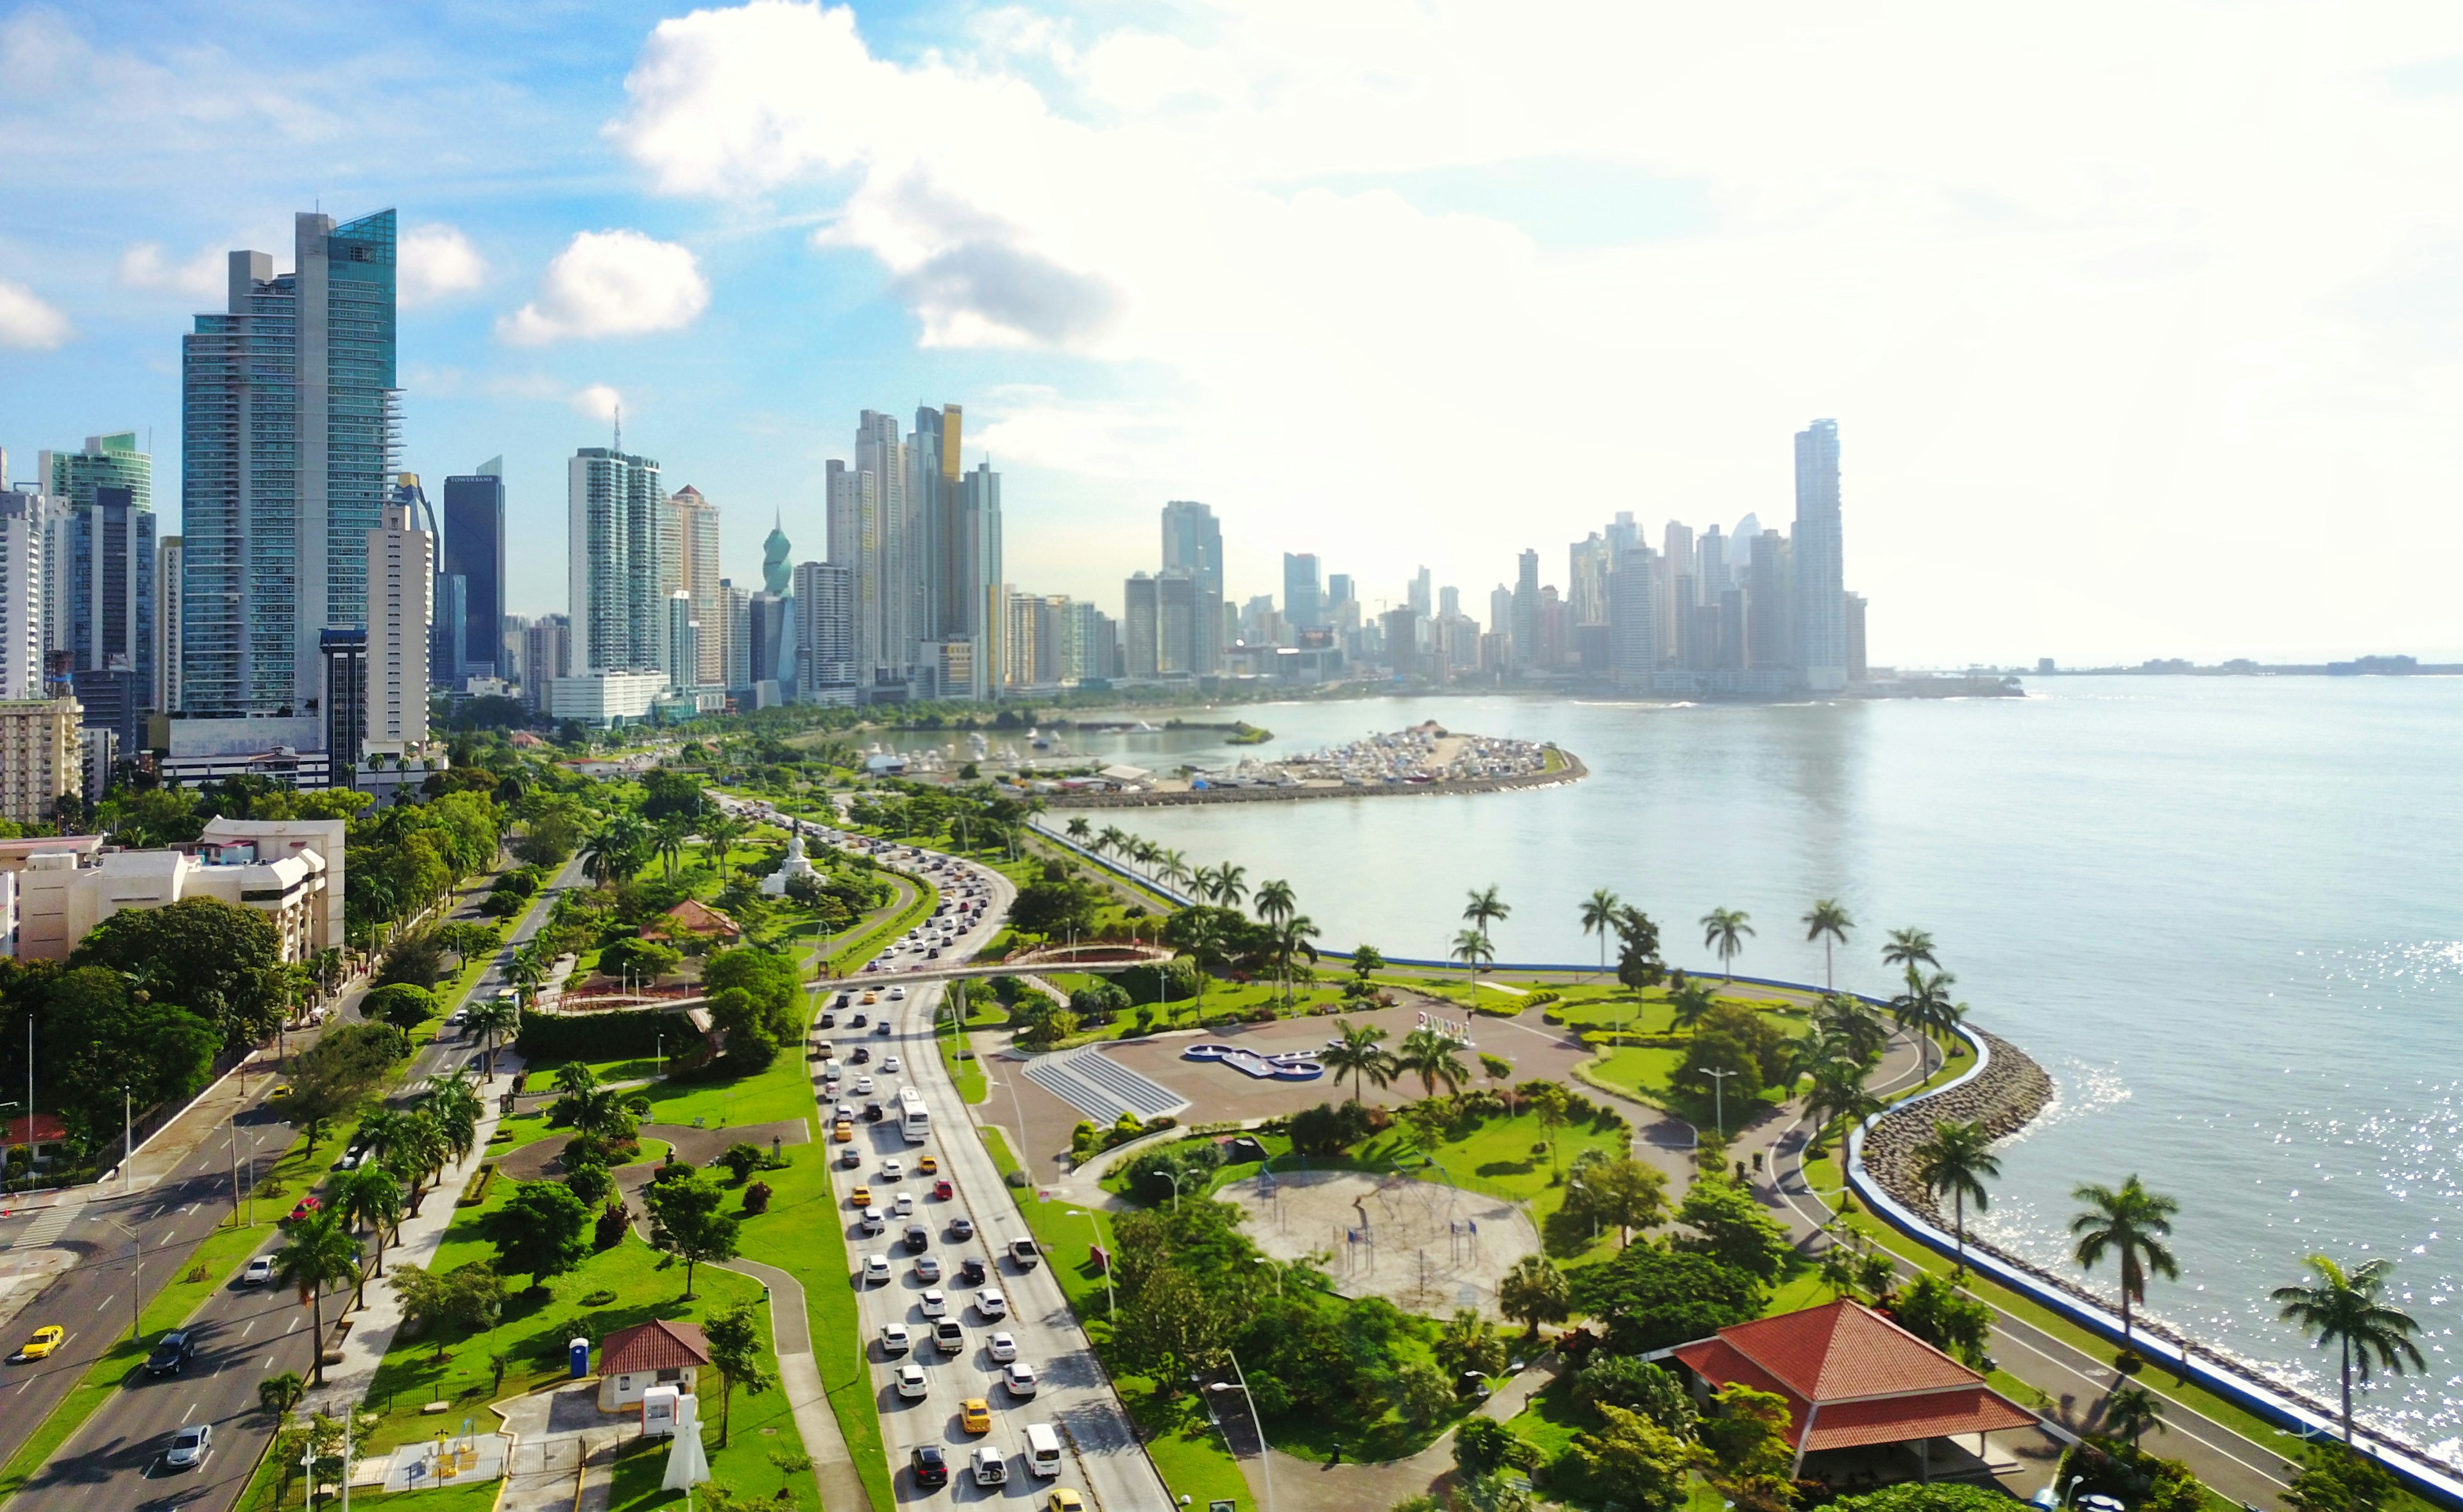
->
1025;1424;1063;1479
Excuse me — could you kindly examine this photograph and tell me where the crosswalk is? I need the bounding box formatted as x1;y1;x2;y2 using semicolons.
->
7;1199;81;1251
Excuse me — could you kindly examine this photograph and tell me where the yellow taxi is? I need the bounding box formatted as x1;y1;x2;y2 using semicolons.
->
266;1083;292;1102
960;1398;992;1434
861;991;879;1005
1047;1491;1085;1512
16;1325;63;1361
833;1120;854;1143
851;1186;873;1208
917;1155;938;1175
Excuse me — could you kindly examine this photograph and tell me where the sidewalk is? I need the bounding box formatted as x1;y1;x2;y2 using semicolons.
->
718;1257;872;1512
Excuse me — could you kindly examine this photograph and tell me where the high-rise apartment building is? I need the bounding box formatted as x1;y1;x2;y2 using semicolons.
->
1062;601;1105;686
1123;572;1160;678
182;209;398;718
0;697;83;824
1408;567;1431;619
793;561;856;701
824;459;877;680
1659;521;1695;665
1156;571;1199;674
715;580;750;692
566;447;665;675
43;432;151;512
663;591;698;692
1511;550;1539;669
155;535;182;716
521;615;570;712
747;592;792;695
1568;535;1611;628
856;410;908;684
1845;592;1867;682
366;487;432;753
63;484;156;752
1747;528;1792;670
0;491;46;700
443;463;507;683
1608;548;1659;693
664;485;723;686
963;461;1003;699
1282;553;1321;630
1161;501;1223;673
1792;418;1847;691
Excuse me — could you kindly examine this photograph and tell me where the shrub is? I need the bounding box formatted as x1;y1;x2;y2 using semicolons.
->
364;983;441;1031
457;1161;498;1208
717;1142;766;1184
564;1162;613;1207
594;1201;632;1250
742;1181;772;1214
1287;1100;1374;1157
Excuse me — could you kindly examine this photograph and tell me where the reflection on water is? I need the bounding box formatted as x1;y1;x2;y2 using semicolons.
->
926;680;2463;1440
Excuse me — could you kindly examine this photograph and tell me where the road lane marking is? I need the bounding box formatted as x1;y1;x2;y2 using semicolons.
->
241;1320;256;1340
182;1402;198;1422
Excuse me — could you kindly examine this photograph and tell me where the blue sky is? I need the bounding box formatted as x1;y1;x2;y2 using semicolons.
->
6;1;2463;662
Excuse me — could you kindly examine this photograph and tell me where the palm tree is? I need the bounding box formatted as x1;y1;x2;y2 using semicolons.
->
579;816;645;888
1909;1119;2001;1273
2070;1176;2181;1346
1699;907;1754;980
2101;1383;2165;1448
2272;1255;2426;1442
273;1211;363;1386
1178;912;1221;1024
1253;879;1296;932
651;814;699;880
466;997;521;1082
1804;1067;1883;1154
1321;1020;1396;1105
554;1062;599;1096
1462;885;1510;945
1450;927;1494;1005
699;814;749;882
1156;848;1190;893
1498;1254;1571;1339
423;1077;484;1169
1882;927;1938;974
1668;979;1718;1033
1212;864;1248;911
1394;1026;1470;1098
1812;993;1888;1064
1065;816;1092;843
1888;966;1959;1076
1579;889;1622;978
330;1166;403;1302
1802;899;1854;991
1096;825;1128;859
1273;914;1321;1007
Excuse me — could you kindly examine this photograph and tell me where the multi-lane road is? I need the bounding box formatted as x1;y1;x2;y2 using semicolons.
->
0;857;583;1512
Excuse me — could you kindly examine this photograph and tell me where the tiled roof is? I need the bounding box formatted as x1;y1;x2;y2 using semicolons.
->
1802;1389;2036;1452
657;900;741;937
600;1319;711;1375
1670;1300;2035;1454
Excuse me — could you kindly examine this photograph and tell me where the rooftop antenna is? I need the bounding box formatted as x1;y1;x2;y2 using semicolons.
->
613;403;622;455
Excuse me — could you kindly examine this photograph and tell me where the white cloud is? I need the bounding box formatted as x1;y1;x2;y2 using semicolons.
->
400;224;489;308
613;1;2463;660
116;242;224;299
571;383;625;422
0;278;72;349
498;230;709;345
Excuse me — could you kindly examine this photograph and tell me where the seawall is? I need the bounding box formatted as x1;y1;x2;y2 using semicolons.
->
1859;1030;2054;1225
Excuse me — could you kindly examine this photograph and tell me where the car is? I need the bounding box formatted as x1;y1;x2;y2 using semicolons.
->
910;1445;949;1490
933;1180;954;1202
927;949;942;959
883;1055;902;1073
287;1195;322;1222
862;1256;892;1284
920;1288;948;1318
934;1320;965;1353
839;1147;861;1169
854;1077;876;1096
949;1216;975;1243
861;993;877;1005
834;1103;858;1120
863;1102;885;1122
879;1323;912;1357
889;986;907;1000
851;1186;873;1208
851;1011;868;1025
834;992;852;1008
915;1254;943;1282
1004;1360;1038;1397
988;1331;1019;1363
960;1398;993;1434
1008;1236;1041;1269
15;1325;63;1361
859;1210;886;1235
1048;1492;1085;1512
833;1120;854;1143
917;1155;938;1175
904;1222;929;1253
958;1256;988;1286
146;1329;196;1375
818;1012;837;1029
266;1082;292;1102
897;1363;929;1400
242;1255;275;1286
850;1047;870;1065
164;1424;212;1471
876;1020;893;1036
893;1192;917;1216
977;1288;1009;1320
881;1158;904;1182
972;1445;1008;1487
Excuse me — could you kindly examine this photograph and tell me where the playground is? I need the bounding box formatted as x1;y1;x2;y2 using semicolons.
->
1219;1167;1541;1319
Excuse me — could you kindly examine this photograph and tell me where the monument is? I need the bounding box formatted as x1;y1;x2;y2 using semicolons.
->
760;829;820;896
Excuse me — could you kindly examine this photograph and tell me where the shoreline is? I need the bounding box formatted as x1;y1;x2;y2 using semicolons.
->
1042;747;1588;808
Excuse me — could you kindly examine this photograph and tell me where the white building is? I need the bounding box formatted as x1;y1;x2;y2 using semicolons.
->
367;485;433;755
0;489;46;700
0;698;82;824
664;591;698;693
546;670;666;728
155;535;182;716
13;816;344;962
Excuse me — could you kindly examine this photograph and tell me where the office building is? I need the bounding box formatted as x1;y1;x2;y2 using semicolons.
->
42;432;151;512
963;460;1003;699
366;486;432;754
16;817;343;963
521;615;570;712
545;669;664;727
1282;553;1321;630
664;485;723;686
715;580;750;692
1568;535;1611;628
793;561;856;701
1659;521;1695;664
825;459;876;678
664;591;699;693
1511;550;1539;669
1438;585;1460;619
1747;528;1792;670
182;209;398;719
0;492;43;701
431;573;466;691
1793;418;1848;691
442;464;507;682
321;628;367;769
500;613;529;690
1608;548;1658;694
155;535;182;716
747;592;793;696
1407;567;1431;620
566;446;665;676
854;410;909;685
58;484;155;752
1161;501;1223;673
1123;572;1160;678
911;404;961;665
1845;592;1868;682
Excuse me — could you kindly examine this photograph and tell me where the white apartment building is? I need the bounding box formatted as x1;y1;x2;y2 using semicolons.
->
12;816;344;962
0;698;82;825
367;487;433;755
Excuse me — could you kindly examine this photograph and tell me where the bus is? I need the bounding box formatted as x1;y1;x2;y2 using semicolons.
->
897;1086;929;1145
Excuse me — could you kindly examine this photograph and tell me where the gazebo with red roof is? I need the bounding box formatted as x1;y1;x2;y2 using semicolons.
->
1658;1299;2037;1479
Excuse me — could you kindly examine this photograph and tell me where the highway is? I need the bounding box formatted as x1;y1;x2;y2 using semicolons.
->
3;855;584;1512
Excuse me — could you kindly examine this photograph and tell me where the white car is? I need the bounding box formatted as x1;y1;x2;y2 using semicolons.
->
988;1331;1019;1363
889;986;907;1000
883;1055;902;1073
1004;1360;1038;1398
972;1446;1007;1487
859;1210;886;1235
897;1363;929;1400
893;1192;916;1216
879;1323;912;1357
854;1077;876;1096
862;1256;892;1284
164;1424;212;1471
242;1255;275;1286
976;1288;1009;1320
882;1158;905;1182
920;1289;948;1318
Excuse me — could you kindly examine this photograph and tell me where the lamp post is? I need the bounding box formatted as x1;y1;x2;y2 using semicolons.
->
1209;1347;1277;1512
1692;1066;1738;1139
1064;1209;1114;1315
1157;1168;1189;1212
1252;1255;1283;1297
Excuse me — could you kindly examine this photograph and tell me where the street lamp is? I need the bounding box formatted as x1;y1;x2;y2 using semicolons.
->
1252;1256;1283;1297
1208;1347;1277;1512
1692;1065;1738;1138
1065;1209;1114;1314
1156;1168;1189;1212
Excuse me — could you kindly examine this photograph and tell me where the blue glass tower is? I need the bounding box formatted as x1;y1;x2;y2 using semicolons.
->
181;208;397;718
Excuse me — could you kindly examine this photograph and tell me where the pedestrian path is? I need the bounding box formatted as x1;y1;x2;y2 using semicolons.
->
722;1255;873;1512
7;1196;82;1250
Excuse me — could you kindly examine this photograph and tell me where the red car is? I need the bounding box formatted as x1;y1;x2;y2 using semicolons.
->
933;1180;954;1200
286;1195;321;1223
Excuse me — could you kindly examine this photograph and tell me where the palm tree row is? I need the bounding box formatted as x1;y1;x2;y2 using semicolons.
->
1318;1019;1471;1104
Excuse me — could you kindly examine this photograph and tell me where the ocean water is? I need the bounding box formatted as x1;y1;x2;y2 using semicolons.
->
896;678;2463;1447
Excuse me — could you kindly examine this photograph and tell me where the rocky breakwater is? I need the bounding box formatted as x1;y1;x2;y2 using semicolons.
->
1861;1031;2053;1226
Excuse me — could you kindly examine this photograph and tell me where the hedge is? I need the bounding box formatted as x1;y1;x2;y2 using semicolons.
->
514;1009;673;1063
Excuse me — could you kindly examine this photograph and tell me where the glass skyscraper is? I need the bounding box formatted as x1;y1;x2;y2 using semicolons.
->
1791;417;1847;692
44;432;151;512
181;209;398;717
443;462;507;683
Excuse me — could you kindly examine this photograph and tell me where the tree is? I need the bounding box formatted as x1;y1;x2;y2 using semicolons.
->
465;996;521;1080
717;1142;768;1184
1435;1306;1509;1380
1890;1273;1992;1368
1108;1263;1227;1390
1697;1382;1797;1512
2070;1175;2181;1345
1804;1065;1884;1154
2272;1254;2426;1443
1497;1253;1570;1338
331;1165;404;1300
2100;1382;2165;1448
1562;1403;1691;1512
363;983;440;1032
1462;884;1509;945
1698;907;1754;980
490;1181;593;1291
644;1170;740;1297
1667;980;1718;1033
1674;1178;1791;1282
600;937;681;985
1612;905;1666;991
1802;898;1854;991
1570;1245;1767;1354
1888;964;1961;1075
1449;927;1494;1002
579;816;647;888
1392;1359;1455;1427
1253;878;1296;932
1394;1027;1470;1098
651;814;700;880
1532;1083;1570;1180
704;1301;775;1449
258;1371;305;1417
39;968;219;1148
1454;1416;1533;1479
71;897;283;1045
1271;914;1321;1007
273;1211;362;1386
1579;888;1623;977
1909;1120;2001;1272
1562;1152;1668;1245
1881;926;1938;973
1573;1354;1697;1436
2283;1443;2402;1512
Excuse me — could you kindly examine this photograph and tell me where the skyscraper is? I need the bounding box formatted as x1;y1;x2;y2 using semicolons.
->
567;447;665;675
856;410;908;683
1161;501;1223;673
1608;548;1659;693
1568;534;1611;628
664;591;698;692
63;483;156;751
182;209;398;718
825;458;879;683
793;560;856;701
963;460;1003;699
1747;528;1792;670
1511;550;1539;669
366;486;432;753
443;463;507;683
155;535;182;715
1283;553;1321;630
521;615;570;712
715;580;750;692
42;432;151;512
1408;567;1431;619
1123;572;1160;678
1792;417;1847;691
0;491;45;700
663;485;722;686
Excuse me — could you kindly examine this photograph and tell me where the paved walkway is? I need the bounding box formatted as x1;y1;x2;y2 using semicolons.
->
716;1257;871;1512
1217;1355;1564;1511
495;1382;618;1512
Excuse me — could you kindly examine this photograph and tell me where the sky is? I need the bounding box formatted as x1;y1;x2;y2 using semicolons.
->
4;0;2463;666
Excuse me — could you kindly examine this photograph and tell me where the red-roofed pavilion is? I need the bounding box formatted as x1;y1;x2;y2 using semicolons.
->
1661;1299;2038;1478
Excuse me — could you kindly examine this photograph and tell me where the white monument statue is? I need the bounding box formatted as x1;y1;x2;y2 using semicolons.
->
761;829;820;896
